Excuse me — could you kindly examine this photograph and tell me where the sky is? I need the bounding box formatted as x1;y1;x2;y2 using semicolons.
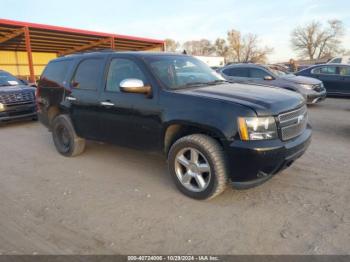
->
1;0;350;62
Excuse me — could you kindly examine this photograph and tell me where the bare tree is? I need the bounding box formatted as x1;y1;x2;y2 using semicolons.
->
183;39;214;56
226;30;272;63
165;38;180;52
291;20;344;60
213;38;229;59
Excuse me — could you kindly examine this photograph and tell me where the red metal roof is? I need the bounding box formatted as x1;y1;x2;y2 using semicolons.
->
0;18;164;54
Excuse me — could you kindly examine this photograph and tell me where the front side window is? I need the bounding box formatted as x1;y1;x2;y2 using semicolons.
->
145;55;224;90
339;66;350;76
223;67;249;77
249;68;270;79
312;66;337;75
106;58;147;92
71;58;104;90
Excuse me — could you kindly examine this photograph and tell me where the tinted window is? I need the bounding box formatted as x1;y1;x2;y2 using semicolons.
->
106;58;147;92
331;58;342;63
339;66;350;76
72;58;104;90
42;60;71;86
222;67;249;77
312;66;337;75
249;68;269;78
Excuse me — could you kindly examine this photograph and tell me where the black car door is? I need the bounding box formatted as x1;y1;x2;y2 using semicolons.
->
310;65;342;94
338;66;350;95
98;55;162;151
68;57;106;140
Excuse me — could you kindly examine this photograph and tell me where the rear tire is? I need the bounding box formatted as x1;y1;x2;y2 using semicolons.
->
52;114;86;157
168;134;228;200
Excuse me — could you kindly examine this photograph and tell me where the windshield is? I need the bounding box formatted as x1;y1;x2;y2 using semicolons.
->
266;67;286;76
145;55;225;90
0;71;21;87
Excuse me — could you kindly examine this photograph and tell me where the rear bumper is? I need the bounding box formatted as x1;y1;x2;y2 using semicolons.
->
225;125;312;188
0;103;37;122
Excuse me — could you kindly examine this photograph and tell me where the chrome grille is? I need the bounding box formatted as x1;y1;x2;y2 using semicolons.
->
0;91;35;105
278;106;308;141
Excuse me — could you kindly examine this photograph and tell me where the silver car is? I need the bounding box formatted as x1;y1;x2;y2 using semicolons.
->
220;64;327;104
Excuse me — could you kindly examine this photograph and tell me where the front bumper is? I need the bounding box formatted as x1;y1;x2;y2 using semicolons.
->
0;103;37;122
306;89;327;104
226;125;312;189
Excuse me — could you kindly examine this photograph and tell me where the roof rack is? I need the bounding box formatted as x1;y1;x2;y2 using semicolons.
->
64;48;116;57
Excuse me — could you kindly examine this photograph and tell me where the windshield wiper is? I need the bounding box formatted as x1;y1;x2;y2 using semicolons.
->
176;80;228;90
177;82;210;89
206;79;228;85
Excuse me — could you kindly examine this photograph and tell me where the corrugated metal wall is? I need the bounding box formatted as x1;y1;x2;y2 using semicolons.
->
0;51;57;79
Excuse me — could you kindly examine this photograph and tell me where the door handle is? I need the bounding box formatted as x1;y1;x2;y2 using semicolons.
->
66;96;77;101
100;101;115;106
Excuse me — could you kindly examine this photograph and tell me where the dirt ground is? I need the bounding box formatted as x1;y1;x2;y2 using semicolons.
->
0;98;349;255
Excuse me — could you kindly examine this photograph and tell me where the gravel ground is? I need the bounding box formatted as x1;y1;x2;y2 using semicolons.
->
0;98;349;255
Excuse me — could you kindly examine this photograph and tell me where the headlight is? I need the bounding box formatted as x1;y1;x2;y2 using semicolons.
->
0;103;5;112
238;117;277;141
299;84;314;90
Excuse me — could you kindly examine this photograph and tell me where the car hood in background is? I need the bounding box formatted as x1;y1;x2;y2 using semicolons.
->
0;84;35;93
177;83;305;116
280;75;321;85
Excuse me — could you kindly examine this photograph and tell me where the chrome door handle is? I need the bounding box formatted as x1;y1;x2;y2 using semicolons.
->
100;101;115;106
66;96;77;101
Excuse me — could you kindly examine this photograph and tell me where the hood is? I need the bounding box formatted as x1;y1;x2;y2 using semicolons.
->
280;74;321;85
0;84;35;93
176;83;305;116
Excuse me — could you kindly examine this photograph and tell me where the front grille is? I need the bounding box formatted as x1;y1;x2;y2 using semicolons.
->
0;91;35;105
278;106;308;141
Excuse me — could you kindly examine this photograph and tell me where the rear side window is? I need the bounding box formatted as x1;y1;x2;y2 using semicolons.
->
71;58;104;90
41;60;71;86
312;66;338;75
222;67;249;77
249;68;269;78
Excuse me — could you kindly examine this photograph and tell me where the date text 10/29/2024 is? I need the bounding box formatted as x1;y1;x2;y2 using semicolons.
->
127;256;220;261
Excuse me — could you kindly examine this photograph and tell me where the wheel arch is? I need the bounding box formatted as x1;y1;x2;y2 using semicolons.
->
163;121;226;155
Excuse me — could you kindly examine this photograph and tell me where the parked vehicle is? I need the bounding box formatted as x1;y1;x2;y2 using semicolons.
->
296;64;350;96
328;56;350;64
37;52;311;200
220;64;327;104
0;70;37;123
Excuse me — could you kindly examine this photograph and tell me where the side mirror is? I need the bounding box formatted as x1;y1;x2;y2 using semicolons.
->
120;79;151;96
264;75;274;80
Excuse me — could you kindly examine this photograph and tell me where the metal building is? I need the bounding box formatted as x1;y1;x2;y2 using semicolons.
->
0;19;165;82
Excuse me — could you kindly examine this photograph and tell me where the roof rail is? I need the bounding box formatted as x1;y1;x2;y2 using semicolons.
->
64;48;116;57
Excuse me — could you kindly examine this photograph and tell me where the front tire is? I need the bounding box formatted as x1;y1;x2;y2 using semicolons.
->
52;114;86;157
168;134;228;200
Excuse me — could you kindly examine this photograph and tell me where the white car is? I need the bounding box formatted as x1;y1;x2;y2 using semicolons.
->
328;56;350;64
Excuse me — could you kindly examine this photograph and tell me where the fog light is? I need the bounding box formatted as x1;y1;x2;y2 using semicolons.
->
0;103;5;112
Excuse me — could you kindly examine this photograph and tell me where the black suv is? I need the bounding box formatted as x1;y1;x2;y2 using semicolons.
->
37;52;311;200
0;70;37;123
